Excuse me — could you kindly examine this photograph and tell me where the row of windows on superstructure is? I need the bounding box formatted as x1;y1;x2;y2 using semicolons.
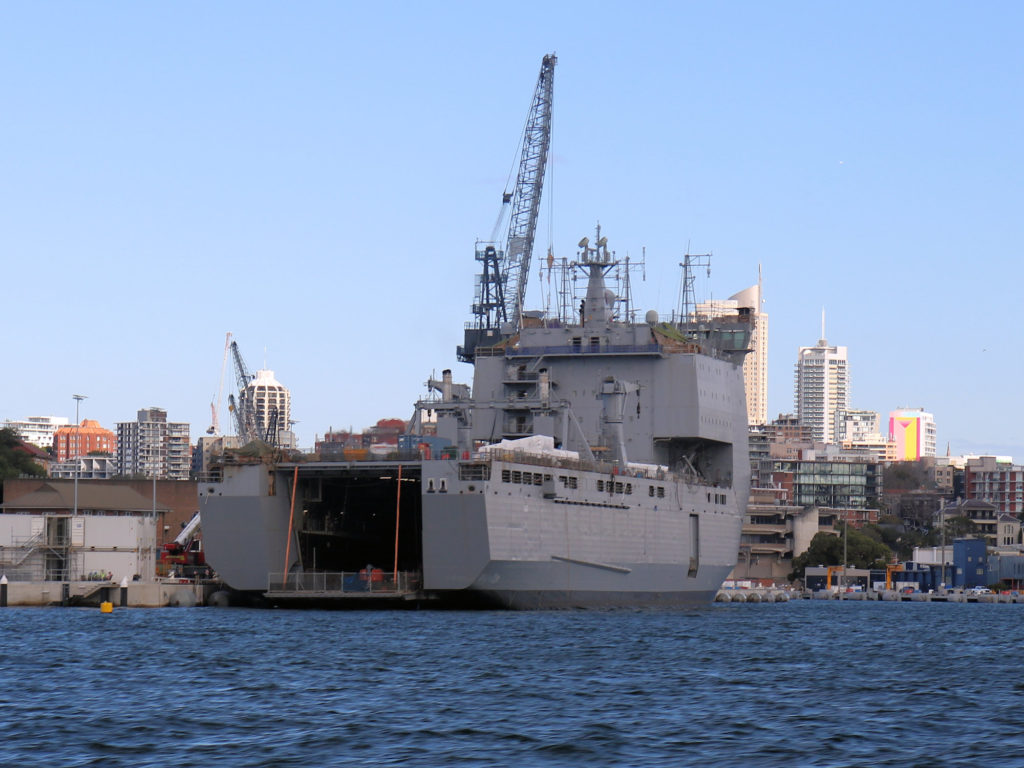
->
498;469;672;498
501;469;548;486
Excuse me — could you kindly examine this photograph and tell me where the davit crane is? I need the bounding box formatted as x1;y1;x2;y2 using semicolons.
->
459;53;556;363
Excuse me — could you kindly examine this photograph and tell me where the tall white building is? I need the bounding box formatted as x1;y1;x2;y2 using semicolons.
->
794;331;849;444
2;416;69;449
243;369;296;449
695;276;768;426
116;408;191;480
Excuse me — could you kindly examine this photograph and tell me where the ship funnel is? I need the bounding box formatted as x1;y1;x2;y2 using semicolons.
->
600;377;638;466
442;369;453;401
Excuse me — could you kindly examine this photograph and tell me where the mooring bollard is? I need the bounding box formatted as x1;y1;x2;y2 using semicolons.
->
120;576;129;608
1;575;7;608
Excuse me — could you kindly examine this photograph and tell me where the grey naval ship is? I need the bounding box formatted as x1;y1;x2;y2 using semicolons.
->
200;231;751;608
199;54;750;608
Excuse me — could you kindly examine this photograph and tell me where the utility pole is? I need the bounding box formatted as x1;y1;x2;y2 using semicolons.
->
842;514;848;598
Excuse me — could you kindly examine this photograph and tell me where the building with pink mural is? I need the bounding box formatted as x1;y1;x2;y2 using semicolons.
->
888;408;936;460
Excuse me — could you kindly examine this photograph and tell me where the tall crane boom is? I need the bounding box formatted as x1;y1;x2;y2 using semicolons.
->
459;53;556;363
227;394;246;440
207;332;233;435
230;340;252;393
229;340;260;444
503;52;556;334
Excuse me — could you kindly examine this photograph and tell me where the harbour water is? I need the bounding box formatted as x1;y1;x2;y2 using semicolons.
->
1;601;1020;767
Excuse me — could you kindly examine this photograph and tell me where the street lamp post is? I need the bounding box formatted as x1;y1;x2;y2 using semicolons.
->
70;394;87;586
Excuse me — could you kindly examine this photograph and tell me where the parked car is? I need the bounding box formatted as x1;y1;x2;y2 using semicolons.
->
968;586;992;594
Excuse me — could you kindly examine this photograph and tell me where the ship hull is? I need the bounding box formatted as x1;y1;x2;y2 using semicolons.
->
431;562;732;609
202;454;742;609
432;588;719;610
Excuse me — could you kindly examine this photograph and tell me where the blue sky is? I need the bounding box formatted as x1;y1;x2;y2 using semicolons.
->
2;2;1022;459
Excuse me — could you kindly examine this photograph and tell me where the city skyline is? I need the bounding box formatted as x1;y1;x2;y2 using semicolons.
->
2;4;1022;459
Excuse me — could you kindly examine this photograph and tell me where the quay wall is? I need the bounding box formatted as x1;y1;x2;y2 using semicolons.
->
716;588;1024;604
1;579;216;607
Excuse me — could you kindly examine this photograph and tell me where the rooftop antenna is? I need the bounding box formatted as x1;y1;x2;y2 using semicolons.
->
820;307;827;345
758;263;764;311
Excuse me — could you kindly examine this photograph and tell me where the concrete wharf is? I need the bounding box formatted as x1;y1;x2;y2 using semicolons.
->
716;587;1024;604
0;577;219;607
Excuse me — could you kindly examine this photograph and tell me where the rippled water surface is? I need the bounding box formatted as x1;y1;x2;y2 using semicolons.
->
2;601;1023;766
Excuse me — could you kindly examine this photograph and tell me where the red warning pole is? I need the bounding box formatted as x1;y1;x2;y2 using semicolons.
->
393;464;402;588
282;466;299;587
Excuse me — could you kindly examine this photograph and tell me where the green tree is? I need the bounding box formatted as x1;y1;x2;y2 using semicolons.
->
883;461;932;491
789;527;893;581
0;427;47;481
864;519;933;561
942;515;978;540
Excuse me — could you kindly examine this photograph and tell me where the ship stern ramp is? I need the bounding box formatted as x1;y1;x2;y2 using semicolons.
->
420;467;492;590
200;465;294;592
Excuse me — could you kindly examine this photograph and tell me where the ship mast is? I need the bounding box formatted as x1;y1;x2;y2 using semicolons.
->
574;224;616;327
677;252;711;326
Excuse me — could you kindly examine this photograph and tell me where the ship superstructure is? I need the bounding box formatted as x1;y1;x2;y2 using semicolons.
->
408;230;750;606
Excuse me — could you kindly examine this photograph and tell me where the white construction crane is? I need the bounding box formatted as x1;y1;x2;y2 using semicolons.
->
207;332;233;435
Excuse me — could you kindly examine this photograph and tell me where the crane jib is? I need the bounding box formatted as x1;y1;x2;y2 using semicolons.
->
461;53;556;363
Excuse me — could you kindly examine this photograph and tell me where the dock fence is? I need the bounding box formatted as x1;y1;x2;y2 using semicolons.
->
267;570;421;595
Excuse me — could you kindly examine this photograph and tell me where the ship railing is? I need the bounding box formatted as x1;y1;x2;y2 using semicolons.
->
312;449;434;463
471;449;731;488
504;370;540;382
0;564;40;582
476;449;668;481
478;343;664;358
266;570;422;595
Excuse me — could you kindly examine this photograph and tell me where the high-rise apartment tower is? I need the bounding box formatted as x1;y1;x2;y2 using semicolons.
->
116;408;191;480
243;369;296;449
794;320;849;444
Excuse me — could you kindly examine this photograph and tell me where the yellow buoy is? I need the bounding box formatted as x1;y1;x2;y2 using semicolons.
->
100;601;113;614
